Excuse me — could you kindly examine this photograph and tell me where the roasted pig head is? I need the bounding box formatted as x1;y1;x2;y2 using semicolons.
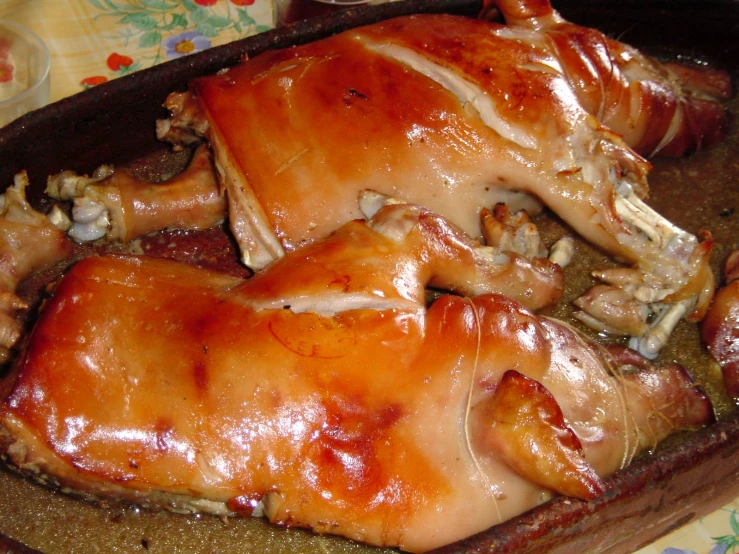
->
0;197;713;552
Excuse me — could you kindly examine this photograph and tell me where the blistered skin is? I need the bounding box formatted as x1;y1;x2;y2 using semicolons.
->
0;203;712;552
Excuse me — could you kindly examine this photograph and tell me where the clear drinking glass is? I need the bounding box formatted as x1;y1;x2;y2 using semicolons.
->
0;20;50;128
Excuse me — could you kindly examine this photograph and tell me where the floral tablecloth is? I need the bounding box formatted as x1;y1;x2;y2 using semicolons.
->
639;499;739;554
0;0;273;103
0;1;737;553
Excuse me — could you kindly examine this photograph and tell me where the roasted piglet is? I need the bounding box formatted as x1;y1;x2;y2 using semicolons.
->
46;1;729;358
0;197;713;552
702;250;739;401
151;2;727;357
0;173;71;363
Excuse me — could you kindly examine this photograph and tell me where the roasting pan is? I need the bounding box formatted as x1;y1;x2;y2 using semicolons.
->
1;0;738;552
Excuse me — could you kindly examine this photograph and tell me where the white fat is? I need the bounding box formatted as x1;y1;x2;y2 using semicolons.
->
474;245;512;266
358;189;404;219
47;205;72;232
549;236;575;268
491;26;551;49
369;43;537;149
245;293;422;316
649;102;684;157
181;498;231;516
210;133;285;270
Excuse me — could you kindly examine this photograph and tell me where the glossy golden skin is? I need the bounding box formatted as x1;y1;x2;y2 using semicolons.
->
188;9;728;272
0;202;713;552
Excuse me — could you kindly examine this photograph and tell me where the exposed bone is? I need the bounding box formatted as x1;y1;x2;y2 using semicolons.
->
46;165;114;201
613;179;697;265
628;299;695;359
570;166;714;358
159;12;717;359
46;144;224;244
155;91;208;147
46;205;72;232
354;190;564;310
69;197;110;242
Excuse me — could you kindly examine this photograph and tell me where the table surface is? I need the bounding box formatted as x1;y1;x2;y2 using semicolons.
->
0;1;737;553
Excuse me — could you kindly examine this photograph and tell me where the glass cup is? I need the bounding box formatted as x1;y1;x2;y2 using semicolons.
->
0;20;50;128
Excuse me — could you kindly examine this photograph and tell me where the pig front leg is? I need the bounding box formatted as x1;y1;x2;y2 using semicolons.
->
46;144;224;243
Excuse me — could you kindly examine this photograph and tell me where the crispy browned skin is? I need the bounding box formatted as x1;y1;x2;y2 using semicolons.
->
0;201;714;552
483;0;732;157
184;9;719;363
186;7;729;265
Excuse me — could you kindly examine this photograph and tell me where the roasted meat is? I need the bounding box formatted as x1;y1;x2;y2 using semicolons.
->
0;197;713;552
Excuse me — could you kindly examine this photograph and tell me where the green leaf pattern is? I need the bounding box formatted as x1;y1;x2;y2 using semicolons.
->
711;509;739;553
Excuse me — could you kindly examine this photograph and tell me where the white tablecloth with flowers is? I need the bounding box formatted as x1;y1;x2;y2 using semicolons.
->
0;0;273;103
0;1;737;553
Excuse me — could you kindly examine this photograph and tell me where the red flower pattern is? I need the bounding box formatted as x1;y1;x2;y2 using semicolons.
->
230;0;255;4
80;76;108;88
107;52;134;71
194;0;218;5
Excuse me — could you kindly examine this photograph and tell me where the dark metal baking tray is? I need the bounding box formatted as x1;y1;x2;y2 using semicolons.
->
1;0;737;552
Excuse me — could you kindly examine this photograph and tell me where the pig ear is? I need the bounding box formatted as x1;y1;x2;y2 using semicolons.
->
481;370;607;500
